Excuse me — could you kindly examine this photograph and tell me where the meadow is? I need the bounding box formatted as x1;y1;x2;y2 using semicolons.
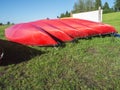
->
0;12;120;90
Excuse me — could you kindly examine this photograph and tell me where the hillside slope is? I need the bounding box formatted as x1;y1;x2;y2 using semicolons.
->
0;12;120;89
103;12;120;32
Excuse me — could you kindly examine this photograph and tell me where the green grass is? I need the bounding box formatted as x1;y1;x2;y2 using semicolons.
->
103;12;120;32
0;12;120;90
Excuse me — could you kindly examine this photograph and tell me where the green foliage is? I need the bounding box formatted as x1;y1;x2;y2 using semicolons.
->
103;2;110;10
60;0;115;17
71;0;115;14
72;2;80;13
72;0;95;13
59;11;71;18
114;0;120;11
95;0;102;10
0;12;120;89
0;23;3;26
103;2;114;14
7;22;10;25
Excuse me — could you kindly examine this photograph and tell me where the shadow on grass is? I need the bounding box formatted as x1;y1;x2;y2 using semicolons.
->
0;39;45;66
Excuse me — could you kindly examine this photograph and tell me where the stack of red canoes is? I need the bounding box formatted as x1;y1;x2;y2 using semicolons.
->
5;18;117;46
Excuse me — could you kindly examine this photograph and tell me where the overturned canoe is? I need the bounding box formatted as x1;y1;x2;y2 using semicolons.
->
5;23;58;46
41;19;81;38
70;18;117;35
59;19;99;37
30;21;73;42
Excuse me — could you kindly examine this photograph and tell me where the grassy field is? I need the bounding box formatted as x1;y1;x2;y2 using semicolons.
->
0;12;120;90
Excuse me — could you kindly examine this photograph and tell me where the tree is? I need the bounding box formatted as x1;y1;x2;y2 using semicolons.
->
0;23;3;25
59;11;71;18
86;0;95;11
95;0;102;10
114;0;120;11
77;0;85;12
72;0;95;13
7;21;10;25
103;2;110;13
72;0;85;13
103;2;110;10
72;2;80;13
57;16;60;18
65;11;70;17
102;2;115;14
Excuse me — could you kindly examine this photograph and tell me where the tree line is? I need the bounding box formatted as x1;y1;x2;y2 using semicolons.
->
59;0;120;18
0;21;14;26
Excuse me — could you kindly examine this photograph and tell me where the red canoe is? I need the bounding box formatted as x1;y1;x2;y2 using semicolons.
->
59;19;99;37
70;18;117;35
30;21;73;42
5;23;58;46
41;19;86;38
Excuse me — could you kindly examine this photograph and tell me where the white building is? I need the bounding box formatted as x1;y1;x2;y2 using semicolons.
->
72;8;103;22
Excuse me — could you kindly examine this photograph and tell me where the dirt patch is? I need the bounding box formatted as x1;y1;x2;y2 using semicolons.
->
85;47;99;54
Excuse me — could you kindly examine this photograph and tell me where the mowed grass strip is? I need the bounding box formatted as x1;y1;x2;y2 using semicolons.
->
0;12;120;89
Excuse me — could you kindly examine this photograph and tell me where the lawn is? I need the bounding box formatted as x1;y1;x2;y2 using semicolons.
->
0;12;120;90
